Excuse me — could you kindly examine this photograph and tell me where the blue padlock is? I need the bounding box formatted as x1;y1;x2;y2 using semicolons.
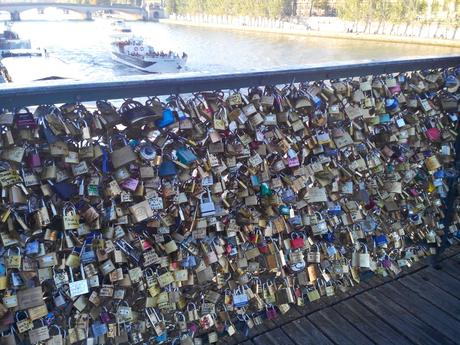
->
25;240;40;255
50;181;79;201
289;215;302;226
176;147;197;165
385;97;399;112
158;160;177;177
379;113;391;124
156;332;168;343
233;288;249;308
278;205;290;216
92;322;108;337
327;203;342;215
324;231;335;243
309;94;322;108
154;108;175;129
182;255;197;268
434;170;445;179
374;234;388;247
250;175;260;187
360;217;378;233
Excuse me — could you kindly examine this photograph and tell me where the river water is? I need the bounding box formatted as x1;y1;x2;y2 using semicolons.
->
7;19;460;82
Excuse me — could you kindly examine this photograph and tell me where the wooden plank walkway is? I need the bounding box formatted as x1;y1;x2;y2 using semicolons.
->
228;245;460;345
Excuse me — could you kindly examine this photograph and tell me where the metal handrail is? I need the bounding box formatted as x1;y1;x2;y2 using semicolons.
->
0;55;459;109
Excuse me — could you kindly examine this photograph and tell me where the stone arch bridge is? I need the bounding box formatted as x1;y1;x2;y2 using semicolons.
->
0;2;157;21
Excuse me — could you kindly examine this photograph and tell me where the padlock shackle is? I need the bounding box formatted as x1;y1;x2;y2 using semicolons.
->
15;309;28;321
108;134;129;151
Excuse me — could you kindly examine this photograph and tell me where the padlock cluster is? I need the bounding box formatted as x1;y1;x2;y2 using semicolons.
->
0;68;459;345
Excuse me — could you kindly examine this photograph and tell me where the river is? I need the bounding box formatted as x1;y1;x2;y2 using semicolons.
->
6;19;460;82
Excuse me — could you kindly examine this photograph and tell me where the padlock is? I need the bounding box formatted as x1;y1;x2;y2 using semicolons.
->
62;203;80;230
307;244;321;263
232;287;249;308
187;303;199;322
53;290;66;308
116;300;133;323
46;324;64;345
359;244;371;268
265;305;278;320
28;319;50;344
200;188;216;217
5;246;22;269
109;134;137;169
15;310;33;333
68;264;89;298
311;212;328;235
290;232;305;249
80;241;97;265
26;145;41;169
66;247;81;268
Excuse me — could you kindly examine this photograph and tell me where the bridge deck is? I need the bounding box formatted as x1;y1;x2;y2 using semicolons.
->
217;245;460;345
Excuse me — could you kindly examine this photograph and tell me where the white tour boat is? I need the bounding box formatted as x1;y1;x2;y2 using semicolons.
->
110;36;187;73
111;20;132;34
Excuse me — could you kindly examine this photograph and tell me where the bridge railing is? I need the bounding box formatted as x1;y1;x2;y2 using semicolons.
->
0;55;459;109
1;55;459;247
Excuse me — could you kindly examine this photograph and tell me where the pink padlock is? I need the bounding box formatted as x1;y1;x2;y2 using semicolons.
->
426;127;441;142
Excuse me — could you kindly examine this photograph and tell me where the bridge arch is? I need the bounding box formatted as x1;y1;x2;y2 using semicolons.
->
0;3;148;21
15;6;92;20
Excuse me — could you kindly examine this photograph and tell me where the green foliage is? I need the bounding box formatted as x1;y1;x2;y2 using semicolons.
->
164;0;460;33
165;0;292;18
336;0;459;30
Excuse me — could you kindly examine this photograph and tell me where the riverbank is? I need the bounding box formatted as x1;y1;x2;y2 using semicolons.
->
161;18;460;49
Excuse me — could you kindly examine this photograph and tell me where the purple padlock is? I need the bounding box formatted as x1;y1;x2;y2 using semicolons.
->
121;177;139;192
381;256;392;269
188;322;198;333
287;156;300;167
27;147;41;169
266;306;278;320
100;309;111;323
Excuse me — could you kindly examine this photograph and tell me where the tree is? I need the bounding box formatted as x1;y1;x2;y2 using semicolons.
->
309;0;328;17
375;1;392;34
336;0;360;31
450;0;460;39
165;0;177;14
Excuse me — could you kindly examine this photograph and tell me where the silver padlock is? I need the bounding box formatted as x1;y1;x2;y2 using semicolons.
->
200;188;216;217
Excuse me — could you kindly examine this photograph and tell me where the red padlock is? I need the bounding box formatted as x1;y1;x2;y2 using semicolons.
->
170;261;180;270
290;233;305;250
248;233;257;243
257;239;269;254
